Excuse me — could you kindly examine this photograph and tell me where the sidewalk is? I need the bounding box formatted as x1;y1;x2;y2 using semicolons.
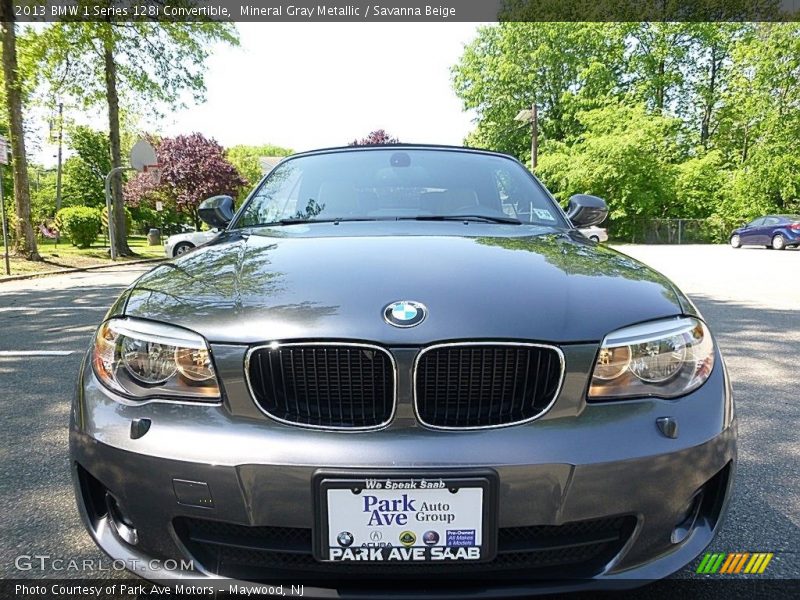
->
0;256;164;283
1;235;165;283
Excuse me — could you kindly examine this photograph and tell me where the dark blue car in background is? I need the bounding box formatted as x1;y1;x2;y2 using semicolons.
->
730;215;800;250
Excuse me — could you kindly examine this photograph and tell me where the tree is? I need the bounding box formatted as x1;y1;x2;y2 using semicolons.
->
716;24;800;218
453;21;800;239
0;1;39;259
452;22;626;163
41;12;238;255
62;126;111;209
626;23;692;113
682;23;750;149
349;129;400;146
125;133;245;229
536;102;681;239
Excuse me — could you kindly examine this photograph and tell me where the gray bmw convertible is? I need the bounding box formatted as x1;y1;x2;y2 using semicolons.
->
71;145;736;595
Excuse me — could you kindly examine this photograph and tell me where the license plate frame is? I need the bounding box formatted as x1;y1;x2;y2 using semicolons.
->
313;470;497;564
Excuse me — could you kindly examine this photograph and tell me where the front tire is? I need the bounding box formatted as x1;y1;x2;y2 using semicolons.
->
772;234;786;250
590;235;600;242
730;234;741;248
173;242;194;257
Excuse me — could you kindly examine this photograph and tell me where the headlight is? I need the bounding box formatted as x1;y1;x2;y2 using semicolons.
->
588;317;714;400
92;318;220;401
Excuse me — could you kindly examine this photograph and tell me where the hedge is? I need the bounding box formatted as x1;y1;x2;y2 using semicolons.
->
56;206;102;248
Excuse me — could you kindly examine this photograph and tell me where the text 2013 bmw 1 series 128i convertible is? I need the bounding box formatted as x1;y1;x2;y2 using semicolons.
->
71;145;736;596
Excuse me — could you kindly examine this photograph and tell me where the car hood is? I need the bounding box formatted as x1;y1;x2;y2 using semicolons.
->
123;228;688;344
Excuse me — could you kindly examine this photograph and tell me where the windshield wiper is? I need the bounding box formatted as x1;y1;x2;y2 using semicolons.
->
249;217;384;227
245;215;522;228
403;214;522;225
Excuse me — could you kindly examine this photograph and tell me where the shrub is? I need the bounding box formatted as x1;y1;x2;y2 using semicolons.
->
56;206;102;248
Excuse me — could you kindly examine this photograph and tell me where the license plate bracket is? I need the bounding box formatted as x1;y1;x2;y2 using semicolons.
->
313;470;497;564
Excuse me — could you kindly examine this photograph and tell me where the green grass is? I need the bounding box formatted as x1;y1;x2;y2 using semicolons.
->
0;235;164;279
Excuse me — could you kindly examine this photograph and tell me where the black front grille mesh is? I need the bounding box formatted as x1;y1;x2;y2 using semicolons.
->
174;515;636;581
415;344;562;428
247;344;394;428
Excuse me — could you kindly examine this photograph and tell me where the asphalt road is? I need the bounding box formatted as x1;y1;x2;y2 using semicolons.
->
0;245;797;592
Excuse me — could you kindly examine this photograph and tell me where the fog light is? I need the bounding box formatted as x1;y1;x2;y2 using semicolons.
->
105;493;139;546
671;490;704;544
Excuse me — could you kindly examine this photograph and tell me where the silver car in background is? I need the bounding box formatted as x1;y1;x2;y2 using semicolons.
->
163;228;220;257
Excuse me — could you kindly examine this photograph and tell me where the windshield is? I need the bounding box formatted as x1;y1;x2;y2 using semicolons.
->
232;149;568;229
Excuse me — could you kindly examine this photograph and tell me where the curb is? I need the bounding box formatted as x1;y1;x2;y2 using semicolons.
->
0;257;165;283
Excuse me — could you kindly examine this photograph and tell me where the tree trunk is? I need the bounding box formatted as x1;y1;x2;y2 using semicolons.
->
656;59;665;110
103;30;132;256
741;123;749;163
0;1;40;260
700;47;718;149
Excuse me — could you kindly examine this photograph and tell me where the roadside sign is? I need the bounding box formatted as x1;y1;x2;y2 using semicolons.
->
155;201;164;212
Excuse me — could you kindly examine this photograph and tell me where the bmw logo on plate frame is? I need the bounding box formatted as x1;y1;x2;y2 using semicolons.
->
383;300;427;328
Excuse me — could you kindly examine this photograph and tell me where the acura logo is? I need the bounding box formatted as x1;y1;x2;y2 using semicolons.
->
384;301;427;328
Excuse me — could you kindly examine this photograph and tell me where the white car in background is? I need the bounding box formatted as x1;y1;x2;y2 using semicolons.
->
579;226;608;243
164;228;220;257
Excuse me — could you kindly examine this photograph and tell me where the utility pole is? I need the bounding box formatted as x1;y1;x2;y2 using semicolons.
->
55;103;63;213
515;102;539;173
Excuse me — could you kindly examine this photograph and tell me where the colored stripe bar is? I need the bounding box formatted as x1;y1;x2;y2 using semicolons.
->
720;553;737;574
733;553;750;573
711;553;726;573
758;553;774;574
696;553;713;573
744;554;761;574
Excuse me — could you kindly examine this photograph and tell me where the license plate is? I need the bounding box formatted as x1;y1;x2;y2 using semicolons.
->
315;474;496;563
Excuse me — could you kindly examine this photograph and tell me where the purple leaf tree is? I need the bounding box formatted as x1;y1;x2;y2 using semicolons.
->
125;133;246;228
348;129;400;146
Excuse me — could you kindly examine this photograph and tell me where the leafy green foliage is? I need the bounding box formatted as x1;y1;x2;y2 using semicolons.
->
537;103;680;238
56;206;101;248
40;18;238;115
453;22;800;238
62;126;112;209
38;14;238;255
453;22;626;162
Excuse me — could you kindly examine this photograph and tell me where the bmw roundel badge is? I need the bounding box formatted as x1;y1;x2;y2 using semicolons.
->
384;300;427;328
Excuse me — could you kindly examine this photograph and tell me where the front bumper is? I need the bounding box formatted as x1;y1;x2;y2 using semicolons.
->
70;343;736;597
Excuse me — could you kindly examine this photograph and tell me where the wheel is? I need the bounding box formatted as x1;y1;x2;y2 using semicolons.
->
589;235;600;242
729;234;741;248
173;242;194;257
772;234;786;250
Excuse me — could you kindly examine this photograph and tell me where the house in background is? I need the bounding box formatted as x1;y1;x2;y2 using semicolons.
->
259;156;285;175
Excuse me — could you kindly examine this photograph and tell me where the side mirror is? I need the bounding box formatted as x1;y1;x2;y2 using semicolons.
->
198;195;235;229
566;194;608;228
